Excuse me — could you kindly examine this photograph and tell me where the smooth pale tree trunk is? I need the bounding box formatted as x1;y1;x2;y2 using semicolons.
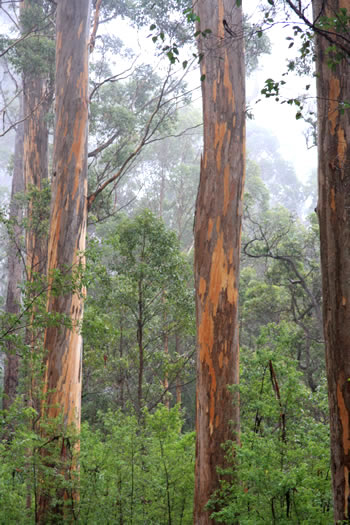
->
37;1;90;521
313;0;350;520
3;94;24;412
193;1;245;523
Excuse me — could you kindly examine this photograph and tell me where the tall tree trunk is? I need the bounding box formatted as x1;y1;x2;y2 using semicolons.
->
3;94;24;412
313;0;350;520
193;2;245;523
23;71;49;281
37;1;90;521
22;35;51;413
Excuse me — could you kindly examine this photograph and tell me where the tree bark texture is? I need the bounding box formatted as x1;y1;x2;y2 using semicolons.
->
22;0;51;413
3;94;24;412
313;0;350;521
22;0;51;281
23;70;49;280
37;0;90;520
193;2;245;523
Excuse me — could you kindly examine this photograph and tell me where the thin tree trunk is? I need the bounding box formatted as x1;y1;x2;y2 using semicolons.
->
137;279;144;414
119;316;125;410
163;328;169;409
3;93;24;412
175;333;182;406
193;2;245;523
37;1;90;521
313;0;350;520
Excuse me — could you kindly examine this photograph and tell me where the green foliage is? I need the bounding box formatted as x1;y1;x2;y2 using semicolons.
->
0;405;194;524
5;1;55;77
209;323;332;524
83;210;195;417
79;405;195;524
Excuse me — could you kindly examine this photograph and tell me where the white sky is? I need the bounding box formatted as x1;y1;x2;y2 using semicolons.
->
246;19;317;182
114;6;317;184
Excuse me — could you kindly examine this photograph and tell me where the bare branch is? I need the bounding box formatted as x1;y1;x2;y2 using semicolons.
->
0;11;54;60
87;73;170;210
0;88;52;137
89;57;139;101
89;0;102;53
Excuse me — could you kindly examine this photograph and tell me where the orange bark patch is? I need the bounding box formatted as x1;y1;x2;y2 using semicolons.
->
198;307;217;436
227;268;237;305
338;127;346;177
208;232;236;312
342;296;347;307
223;164;230;216
199;306;214;363
66;56;72;77
330;187;336;213
228;248;234;264
336;377;350;452
207;218;214;240
199;277;207;302
208;233;226;315
77;21;84;39
49;205;62;271
203;151;208;169
56;31;62;53
224;52;235;108
214;122;227;172
329;78;340;136
337;378;350;516
213;81;217;103
69;109;87;198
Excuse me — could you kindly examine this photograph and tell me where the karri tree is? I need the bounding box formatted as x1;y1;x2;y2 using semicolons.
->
312;0;350;520
281;0;350;519
37;1;90;521
193;1;245;523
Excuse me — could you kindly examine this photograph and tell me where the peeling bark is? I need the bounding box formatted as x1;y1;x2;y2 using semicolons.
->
193;1;245;523
37;1;90;521
313;0;350;521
